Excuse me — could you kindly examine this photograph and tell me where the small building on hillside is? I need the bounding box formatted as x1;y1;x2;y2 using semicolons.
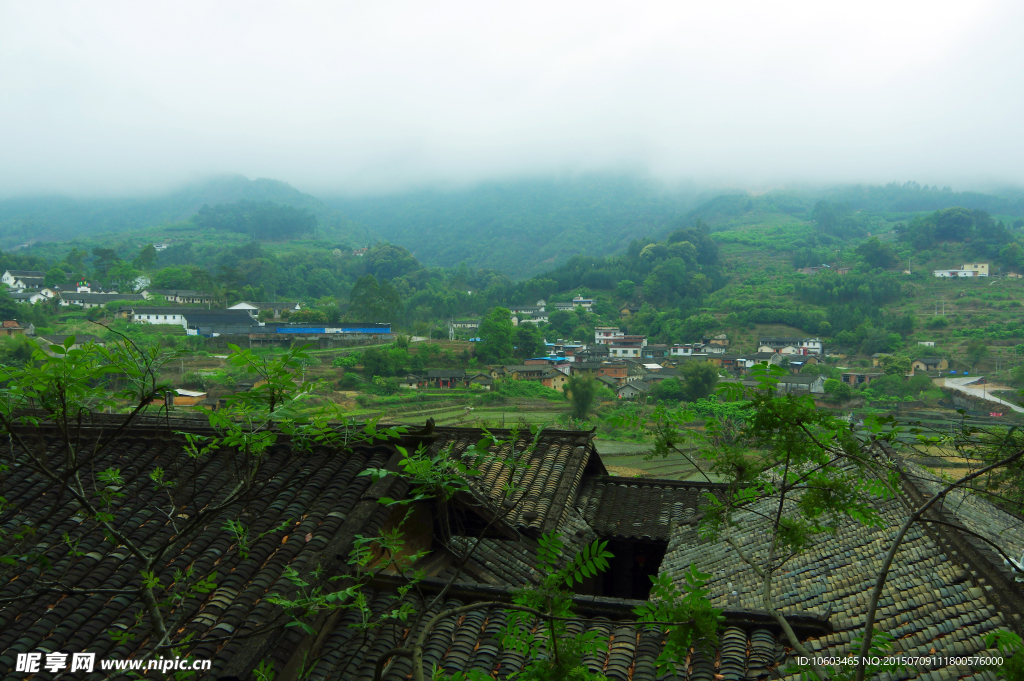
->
466;373;493;390
704;333;729;348
59;292;147;309
619;306;641;318
841;371;883;387
425;369;467;389
0;320;29;336
596;375;620;390
228;301;301;319
128;307;189;327
911;357;949;374
149;289;215;304
933;263;989;278
608;335;647;358
490;365;547;381
776;374;826;394
37;334;105;355
167;388;207;406
571;296;594;310
541;369;569;393
9;291;46;305
757;336;823;356
594;327;624;345
616;379;650;399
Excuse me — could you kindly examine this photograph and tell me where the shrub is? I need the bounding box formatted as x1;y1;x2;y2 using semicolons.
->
337;373;362;390
181;371;208;390
332;354;359;368
493;379;564;401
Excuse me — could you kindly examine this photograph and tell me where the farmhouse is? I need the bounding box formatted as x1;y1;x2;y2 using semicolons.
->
933;263;989;278
911;357;949;373
616;378;650;399
757;336;824;355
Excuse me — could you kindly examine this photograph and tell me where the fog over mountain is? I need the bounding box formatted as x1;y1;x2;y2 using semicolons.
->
1;1;1023;199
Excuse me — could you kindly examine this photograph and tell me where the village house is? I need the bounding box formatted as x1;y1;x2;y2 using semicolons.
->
703;333;729;348
786;356;820;373
166;388;207;407
595;374;619;390
571;296;594;310
4;417;1019;679
228;301;301;320
669;343;705;356
933;263;989;277
619;305;641;318
569;361;628;383
616;379;650;399
607;335;647;358
9;291;46;305
641;343;671;360
149;289;215;304
1;269;43;287
774;374;826;394
0;320;31;336
489;365;547;382
127;307;189;327
466;372;493;389
516;312;549;325
424;369;467;388
841;370;883;386
58;291;147;309
36;334;105;355
593;326;624;344
541;369;569;392
757;336;824;355
911;357;949;373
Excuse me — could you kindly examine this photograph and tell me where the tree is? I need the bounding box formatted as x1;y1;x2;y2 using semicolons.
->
43;267;66;288
678;361;719;401
513;324;543;360
477;307;514;363
855;237;899;269
565;373;598;420
823;377;852;401
879;353;911;376
290;309;329;324
191;200;317;240
615;279;636;299
133;243;158;270
965;339;989;369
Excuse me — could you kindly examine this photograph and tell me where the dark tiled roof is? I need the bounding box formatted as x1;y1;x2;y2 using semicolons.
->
427;369;466;379
430;426;606;536
6;269;44;277
576;476;725;540
38;333;103;345
660;474;1014;676
60;292;146;303
307;582;827;681
0;431;402;676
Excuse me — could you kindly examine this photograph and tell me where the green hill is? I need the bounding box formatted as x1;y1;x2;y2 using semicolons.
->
0;175;370;249
324;175;695;278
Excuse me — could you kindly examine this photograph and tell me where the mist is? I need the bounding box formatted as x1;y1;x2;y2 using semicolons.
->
1;0;1022;198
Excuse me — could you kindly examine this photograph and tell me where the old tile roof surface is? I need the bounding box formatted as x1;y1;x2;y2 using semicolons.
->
660;478;1014;680
429;426;606;536
576;476;725;541
2;422;1019;680
0;432;401;677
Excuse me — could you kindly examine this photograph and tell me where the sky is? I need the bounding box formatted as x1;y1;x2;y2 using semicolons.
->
1;1;1022;197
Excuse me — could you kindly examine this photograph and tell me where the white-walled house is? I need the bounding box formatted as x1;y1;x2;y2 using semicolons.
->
757;337;824;355
2;270;44;288
594;327;624;345
128;307;189;328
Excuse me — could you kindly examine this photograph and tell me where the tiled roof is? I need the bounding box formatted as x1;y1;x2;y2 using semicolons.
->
576;476;726;541
430;426;606;536
659;470;1016;677
304;580;831;681
0;430;404;676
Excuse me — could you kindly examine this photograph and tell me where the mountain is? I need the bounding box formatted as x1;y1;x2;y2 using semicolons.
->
0;175;370;249
325;175;695;279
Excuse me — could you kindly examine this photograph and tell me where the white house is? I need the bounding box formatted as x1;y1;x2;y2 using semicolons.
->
670;343;705;356
757;337;823;356
608;335;647;358
2;270;43;288
10;291;46;304
594;327;624;345
571;296;594;310
128;307;189;329
933;263;989;278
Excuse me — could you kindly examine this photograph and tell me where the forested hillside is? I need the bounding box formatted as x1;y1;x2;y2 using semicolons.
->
325;175;695;278
0;175;369;249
